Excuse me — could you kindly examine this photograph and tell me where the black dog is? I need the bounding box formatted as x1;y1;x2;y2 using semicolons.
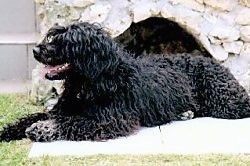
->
1;22;250;142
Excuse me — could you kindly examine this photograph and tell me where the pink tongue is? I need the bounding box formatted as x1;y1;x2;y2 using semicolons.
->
42;64;64;76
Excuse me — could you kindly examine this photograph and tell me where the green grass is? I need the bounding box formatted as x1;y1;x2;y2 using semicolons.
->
1;94;250;165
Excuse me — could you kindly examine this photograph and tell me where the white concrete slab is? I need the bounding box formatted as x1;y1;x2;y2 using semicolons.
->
28;117;250;157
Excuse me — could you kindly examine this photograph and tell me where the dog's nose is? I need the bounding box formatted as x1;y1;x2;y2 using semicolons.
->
33;46;40;55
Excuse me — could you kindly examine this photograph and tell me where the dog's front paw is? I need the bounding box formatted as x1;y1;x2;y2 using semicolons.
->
180;110;194;120
25;120;60;142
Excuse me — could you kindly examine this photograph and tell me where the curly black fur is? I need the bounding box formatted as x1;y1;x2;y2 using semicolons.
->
1;22;250;142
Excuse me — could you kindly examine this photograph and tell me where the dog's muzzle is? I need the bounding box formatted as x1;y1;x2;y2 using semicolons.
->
33;46;42;61
33;46;41;55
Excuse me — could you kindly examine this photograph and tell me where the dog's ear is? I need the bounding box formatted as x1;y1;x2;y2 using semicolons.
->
74;38;120;80
65;25;120;80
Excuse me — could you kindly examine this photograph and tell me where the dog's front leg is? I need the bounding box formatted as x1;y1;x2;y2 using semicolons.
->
0;112;49;142
25;114;140;142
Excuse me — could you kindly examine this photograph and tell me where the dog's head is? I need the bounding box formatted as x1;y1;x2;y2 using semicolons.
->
33;22;120;80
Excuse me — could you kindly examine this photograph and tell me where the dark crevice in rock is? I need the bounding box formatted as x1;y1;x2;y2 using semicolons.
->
115;17;211;57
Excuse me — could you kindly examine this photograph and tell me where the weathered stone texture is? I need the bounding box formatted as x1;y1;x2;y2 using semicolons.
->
32;0;250;100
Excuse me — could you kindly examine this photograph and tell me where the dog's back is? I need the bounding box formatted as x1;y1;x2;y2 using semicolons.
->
157;54;250;119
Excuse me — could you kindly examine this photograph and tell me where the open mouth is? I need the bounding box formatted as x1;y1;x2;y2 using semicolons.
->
42;63;70;79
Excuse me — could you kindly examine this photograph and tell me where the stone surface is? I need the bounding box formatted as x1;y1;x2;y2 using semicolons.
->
240;26;250;42
203;0;236;11
169;0;205;12
32;0;250;101
210;45;229;61
194;0;203;4
236;8;250;25
240;43;250;56
68;8;81;21
80;2;111;23
30;66;63;103
223;41;243;54
174;6;202;26
239;0;250;7
72;0;95;7
36;0;45;4
103;0;131;37
209;26;240;42
198;34;228;61
130;0;160;23
223;55;250;90
160;2;176;19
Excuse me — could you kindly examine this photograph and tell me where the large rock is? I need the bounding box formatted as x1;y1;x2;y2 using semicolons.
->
240;43;250;56
236;8;250;25
80;2;111;23
103;0;132;37
223;55;250;91
239;0;250;7
169;0;205;12
30;66;63;104
240;26;250;42
130;0;159;23
209;26;240;42
198;34;229;61
223;41;243;54
32;0;250;102
203;0;236;11
72;0;95;7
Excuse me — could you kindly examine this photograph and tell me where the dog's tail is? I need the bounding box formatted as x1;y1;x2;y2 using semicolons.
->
0;112;49;142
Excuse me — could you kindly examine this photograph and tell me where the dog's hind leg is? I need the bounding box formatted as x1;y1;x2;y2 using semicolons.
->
25;114;140;142
0;112;49;142
195;66;250;119
201;80;250;119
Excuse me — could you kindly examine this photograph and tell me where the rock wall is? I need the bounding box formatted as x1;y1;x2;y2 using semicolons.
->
36;0;250;60
32;0;250;102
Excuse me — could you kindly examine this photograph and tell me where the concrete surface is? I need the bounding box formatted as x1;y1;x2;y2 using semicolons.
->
0;80;31;94
0;0;39;80
29;117;250;157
